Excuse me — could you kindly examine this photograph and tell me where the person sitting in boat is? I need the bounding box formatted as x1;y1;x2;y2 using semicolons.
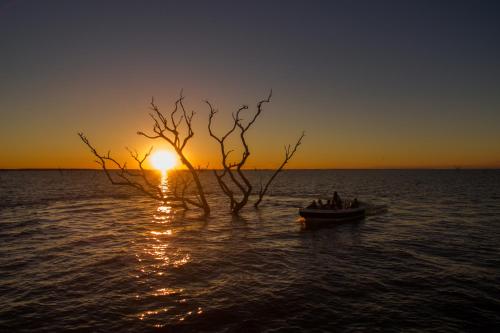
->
351;198;359;208
333;191;343;209
318;199;325;208
307;200;318;209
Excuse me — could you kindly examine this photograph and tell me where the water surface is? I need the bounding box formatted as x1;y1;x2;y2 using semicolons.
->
0;170;499;332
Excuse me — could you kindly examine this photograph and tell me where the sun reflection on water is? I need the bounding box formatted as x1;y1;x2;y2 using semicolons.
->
134;171;201;326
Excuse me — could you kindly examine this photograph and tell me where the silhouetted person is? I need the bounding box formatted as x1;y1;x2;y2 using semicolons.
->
318;199;324;208
333;191;343;209
351;198;359;208
307;200;318;209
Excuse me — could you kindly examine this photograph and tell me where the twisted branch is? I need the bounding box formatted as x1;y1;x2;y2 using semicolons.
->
207;91;274;214
254;131;305;208
78;133;160;200
137;91;210;216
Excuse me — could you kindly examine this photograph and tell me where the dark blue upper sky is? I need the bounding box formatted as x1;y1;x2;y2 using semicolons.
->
1;0;499;168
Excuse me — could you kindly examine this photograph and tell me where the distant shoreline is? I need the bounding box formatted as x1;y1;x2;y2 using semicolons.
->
1;168;499;171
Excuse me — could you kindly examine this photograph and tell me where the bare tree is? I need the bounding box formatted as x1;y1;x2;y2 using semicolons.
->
207;91;304;214
79;92;210;216
79;90;304;216
137;92;210;216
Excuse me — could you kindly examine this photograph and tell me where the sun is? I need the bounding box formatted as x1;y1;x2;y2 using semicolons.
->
150;150;177;172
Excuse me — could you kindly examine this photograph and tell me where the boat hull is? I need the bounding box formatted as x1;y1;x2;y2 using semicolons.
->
299;207;366;225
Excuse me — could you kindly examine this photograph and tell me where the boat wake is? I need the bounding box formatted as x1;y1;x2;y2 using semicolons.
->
364;203;389;216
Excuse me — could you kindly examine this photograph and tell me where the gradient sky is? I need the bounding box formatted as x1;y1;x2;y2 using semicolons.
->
1;0;499;169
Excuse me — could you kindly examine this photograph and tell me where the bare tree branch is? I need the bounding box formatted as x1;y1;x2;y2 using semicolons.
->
78;133;160;200
79;91;210;216
254;131;305;208
79;89;303;218
136;91;210;216
207;90;276;214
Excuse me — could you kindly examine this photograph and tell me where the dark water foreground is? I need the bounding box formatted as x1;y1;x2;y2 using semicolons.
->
0;170;499;332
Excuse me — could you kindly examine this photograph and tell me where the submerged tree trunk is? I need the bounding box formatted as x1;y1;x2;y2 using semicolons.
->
207;91;304;214
79;92;210;217
79;90;304;217
177;150;210;216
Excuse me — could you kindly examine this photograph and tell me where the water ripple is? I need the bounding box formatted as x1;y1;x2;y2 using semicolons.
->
0;170;499;331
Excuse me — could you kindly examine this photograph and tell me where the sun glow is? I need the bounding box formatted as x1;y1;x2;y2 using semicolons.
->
150;151;177;172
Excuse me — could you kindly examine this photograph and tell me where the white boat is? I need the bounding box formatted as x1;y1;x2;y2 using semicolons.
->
299;205;366;225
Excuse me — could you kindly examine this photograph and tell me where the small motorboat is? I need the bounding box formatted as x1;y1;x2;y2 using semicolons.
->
299;204;366;225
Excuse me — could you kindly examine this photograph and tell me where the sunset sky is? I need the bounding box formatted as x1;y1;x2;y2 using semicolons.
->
1;0;499;169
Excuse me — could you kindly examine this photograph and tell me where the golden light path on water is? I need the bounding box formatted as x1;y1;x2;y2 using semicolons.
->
134;172;202;326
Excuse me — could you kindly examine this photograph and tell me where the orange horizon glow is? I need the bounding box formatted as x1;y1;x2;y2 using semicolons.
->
1;2;500;173
0;137;499;170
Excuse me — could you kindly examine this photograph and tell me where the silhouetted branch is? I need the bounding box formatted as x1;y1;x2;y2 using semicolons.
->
207;90;276;214
168;170;195;209
78;133;160;200
254;131;305;208
79;89;303;218
137;91;210;216
125;146;157;186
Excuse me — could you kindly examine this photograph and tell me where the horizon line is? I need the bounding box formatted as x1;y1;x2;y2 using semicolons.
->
1;167;499;171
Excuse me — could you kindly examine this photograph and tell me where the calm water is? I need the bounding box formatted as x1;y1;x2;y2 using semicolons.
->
0;170;499;332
